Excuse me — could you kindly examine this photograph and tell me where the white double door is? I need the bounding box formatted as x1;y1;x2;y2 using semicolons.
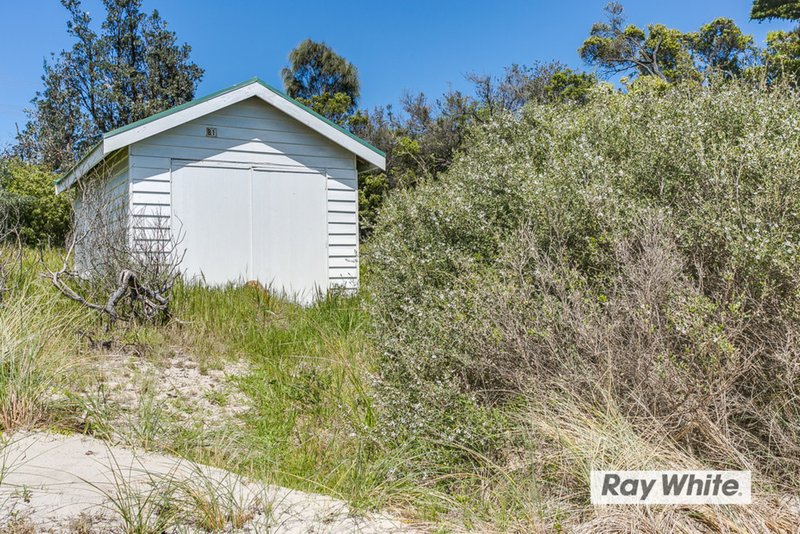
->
171;161;328;301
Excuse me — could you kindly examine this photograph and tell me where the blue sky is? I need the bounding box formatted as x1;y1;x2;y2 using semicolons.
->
0;1;794;147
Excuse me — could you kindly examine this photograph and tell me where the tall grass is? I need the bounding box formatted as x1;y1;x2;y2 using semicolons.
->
0;251;428;519
0;250;88;431
145;283;417;512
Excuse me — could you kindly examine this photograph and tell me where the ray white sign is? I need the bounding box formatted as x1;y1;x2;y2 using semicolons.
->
591;471;751;505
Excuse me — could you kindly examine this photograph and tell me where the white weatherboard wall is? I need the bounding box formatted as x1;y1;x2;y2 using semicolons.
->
73;149;129;271
127;96;359;295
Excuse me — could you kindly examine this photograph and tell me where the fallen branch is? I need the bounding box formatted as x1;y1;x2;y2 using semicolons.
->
41;167;184;329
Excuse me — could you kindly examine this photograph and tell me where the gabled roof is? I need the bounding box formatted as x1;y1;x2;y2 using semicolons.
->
56;77;385;193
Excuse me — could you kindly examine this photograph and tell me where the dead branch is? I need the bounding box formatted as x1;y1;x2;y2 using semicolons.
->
41;157;185;328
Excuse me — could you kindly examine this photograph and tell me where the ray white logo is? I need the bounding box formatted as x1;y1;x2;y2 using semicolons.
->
590;471;751;505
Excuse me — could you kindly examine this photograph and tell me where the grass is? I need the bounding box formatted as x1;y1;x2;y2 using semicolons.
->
82;453;180;534
0;251;91;431
4;246;799;532
1;252;420;519
172;462;266;531
0;250;723;532
0;251;489;529
79;446;267;533
165;283;392;508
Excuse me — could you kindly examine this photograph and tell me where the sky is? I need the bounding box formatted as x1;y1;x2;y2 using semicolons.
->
0;0;794;147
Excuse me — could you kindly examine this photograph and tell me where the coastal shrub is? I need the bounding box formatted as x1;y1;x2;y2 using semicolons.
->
367;81;800;512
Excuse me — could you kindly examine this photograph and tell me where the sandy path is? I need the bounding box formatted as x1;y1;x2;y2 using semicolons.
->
0;432;415;533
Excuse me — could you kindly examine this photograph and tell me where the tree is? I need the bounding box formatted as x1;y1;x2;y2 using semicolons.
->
544;68;598;103
581;4;758;83
352;90;477;235
391;91;476;187
751;0;800;21
751;0;800;86
687;18;756;77
354;62;597;236
467;62;588;116
764;30;800;83
468;63;598;116
0;159;72;246
281;40;360;124
579;3;696;82
16;0;203;171
298;92;357;126
469;63;556;116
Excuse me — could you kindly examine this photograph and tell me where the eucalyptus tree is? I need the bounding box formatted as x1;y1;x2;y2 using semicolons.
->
580;3;755;83
752;0;800;85
751;0;800;21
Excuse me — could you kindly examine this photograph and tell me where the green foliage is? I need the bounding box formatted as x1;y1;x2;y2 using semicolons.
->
353;63;599;239
367;81;800;491
16;0;203;171
0;251;90;431
296;91;355;127
765;29;800;85
353;89;482;236
687;18;756;76
0;159;72;246
544;68;597;102
281;40;360;117
750;0;800;87
581;3;754;82
358;172;389;236
468;62;582;114
580;3;693;81
161;284;413;509
0;249;430;518
751;0;800;21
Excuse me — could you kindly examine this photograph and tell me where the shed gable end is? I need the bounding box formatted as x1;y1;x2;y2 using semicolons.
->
129;97;359;292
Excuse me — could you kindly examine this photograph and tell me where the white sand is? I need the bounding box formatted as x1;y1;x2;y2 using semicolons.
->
0;432;415;533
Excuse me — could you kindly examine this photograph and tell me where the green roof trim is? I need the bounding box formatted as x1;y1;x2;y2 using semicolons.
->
55;141;102;184
57;77;385;187
256;80;386;158
103;76;385;157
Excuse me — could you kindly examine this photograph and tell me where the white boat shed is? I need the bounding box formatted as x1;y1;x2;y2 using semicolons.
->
56;78;385;302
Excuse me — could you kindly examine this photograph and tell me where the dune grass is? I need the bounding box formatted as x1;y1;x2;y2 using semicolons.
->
0;250;410;513
0;251;575;529
7;247;798;532
161;283;432;513
0;249;93;432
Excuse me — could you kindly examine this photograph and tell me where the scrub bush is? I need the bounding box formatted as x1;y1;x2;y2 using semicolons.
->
367;81;800;526
0;159;71;246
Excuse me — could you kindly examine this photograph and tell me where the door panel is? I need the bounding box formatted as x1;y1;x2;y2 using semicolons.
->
171;162;328;301
251;168;327;302
171;163;252;285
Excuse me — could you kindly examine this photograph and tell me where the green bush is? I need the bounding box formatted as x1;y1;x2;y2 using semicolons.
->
367;81;800;501
0;159;72;245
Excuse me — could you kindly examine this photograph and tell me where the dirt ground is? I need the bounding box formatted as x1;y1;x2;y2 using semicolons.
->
90;349;252;430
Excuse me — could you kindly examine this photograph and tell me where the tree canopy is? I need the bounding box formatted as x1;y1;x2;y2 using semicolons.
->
687;18;756;76
751;0;800;21
0;159;72;245
281;40;360;124
16;0;203;172
580;3;755;82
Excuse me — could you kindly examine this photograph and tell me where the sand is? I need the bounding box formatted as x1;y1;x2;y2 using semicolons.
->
0;432;415;533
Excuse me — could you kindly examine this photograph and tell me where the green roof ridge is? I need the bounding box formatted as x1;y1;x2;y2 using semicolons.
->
102;77;385;157
254;80;386;157
58;77;385;186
